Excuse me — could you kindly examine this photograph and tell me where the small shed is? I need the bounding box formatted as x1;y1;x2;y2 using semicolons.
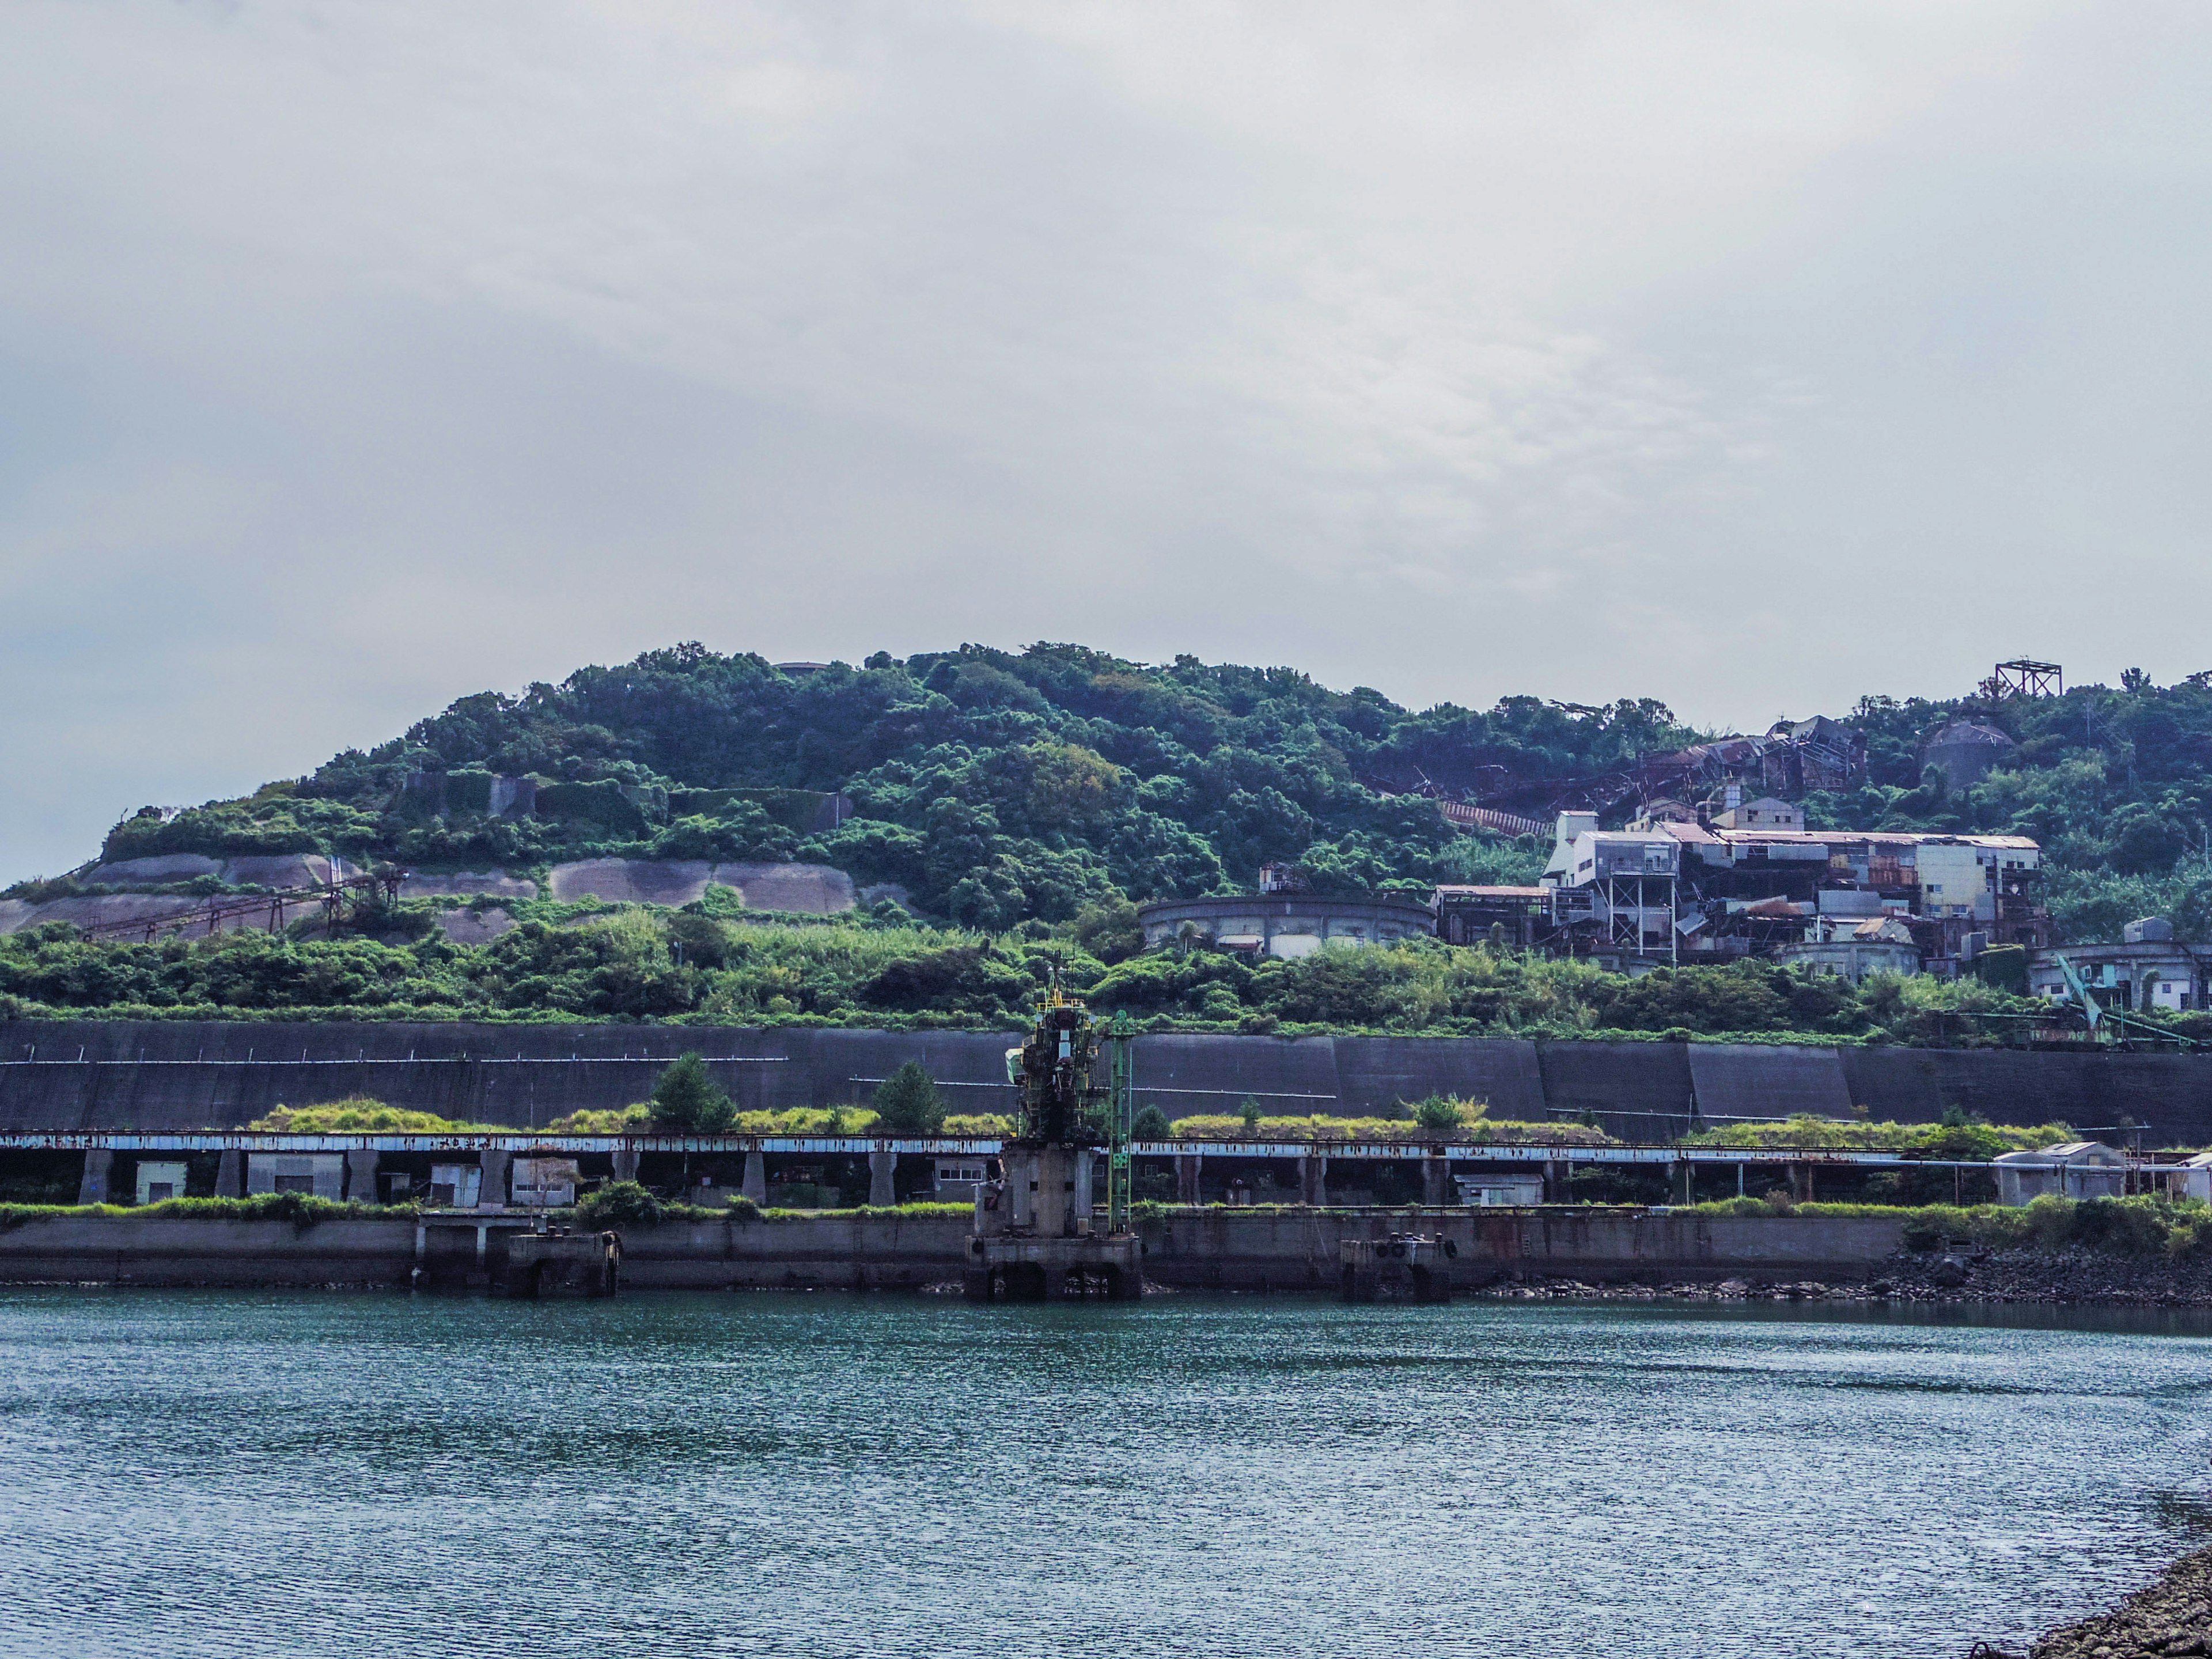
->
933;1158;991;1202
247;1154;346;1199
428;1162;484;1209
2165;1152;2212;1203
1456;1173;1546;1207
1993;1142;2127;1206
135;1161;190;1205
511;1157;579;1208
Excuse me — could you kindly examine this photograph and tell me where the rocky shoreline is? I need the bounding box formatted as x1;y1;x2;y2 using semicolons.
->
1967;1544;2212;1659
1472;1248;2212;1308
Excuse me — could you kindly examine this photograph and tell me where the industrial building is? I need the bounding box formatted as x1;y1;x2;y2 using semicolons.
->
1135;867;1438;957
1433;793;2051;981
1992;1142;2128;1205
2027;918;2209;1012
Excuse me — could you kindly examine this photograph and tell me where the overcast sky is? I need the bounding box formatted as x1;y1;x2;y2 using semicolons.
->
4;2;2210;882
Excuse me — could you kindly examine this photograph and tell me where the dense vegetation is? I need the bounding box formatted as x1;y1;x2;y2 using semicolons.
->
5;910;2157;1043
13;642;2212;1033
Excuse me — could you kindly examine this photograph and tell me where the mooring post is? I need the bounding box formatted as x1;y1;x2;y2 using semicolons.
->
1174;1152;1203;1204
77;1149;113;1206
741;1151;767;1204
868;1150;897;1207
215;1149;244;1198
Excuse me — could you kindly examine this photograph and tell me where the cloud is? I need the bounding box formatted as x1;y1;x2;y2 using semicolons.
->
2;1;2210;879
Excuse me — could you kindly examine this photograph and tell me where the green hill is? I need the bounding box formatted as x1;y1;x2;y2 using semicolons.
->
5;642;2211;1037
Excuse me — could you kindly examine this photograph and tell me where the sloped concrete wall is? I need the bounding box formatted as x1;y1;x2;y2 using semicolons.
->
1688;1044;1854;1122
8;1020;2212;1142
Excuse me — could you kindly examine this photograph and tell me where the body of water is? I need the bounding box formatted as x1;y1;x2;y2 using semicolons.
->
2;1290;2209;1657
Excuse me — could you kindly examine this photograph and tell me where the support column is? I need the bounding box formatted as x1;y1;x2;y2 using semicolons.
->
1422;1155;1451;1207
346;1150;380;1206
1300;1153;1328;1207
868;1150;897;1208
479;1149;511;1211
1174;1153;1203;1205
741;1152;768;1205
611;1148;639;1184
77;1149;113;1206
215;1150;244;1198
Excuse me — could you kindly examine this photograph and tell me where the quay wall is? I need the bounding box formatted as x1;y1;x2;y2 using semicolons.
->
0;1210;1904;1293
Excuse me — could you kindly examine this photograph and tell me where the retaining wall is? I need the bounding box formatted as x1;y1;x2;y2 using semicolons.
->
6;1020;2212;1142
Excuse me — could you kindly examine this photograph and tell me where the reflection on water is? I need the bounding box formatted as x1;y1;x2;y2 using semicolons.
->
2;1291;2209;1658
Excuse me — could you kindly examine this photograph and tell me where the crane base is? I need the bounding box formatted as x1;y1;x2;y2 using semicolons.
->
964;1234;1143;1302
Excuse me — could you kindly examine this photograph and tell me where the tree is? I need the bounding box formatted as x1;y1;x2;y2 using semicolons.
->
1239;1098;1263;1134
1132;1104;1173;1141
873;1061;946;1135
651;1051;734;1132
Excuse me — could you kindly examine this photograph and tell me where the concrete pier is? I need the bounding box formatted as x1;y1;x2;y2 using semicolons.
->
741;1152;767;1205
1176;1153;1203;1203
215;1149;244;1198
505;1229;619;1297
612;1148;639;1184
1301;1153;1328;1206
346;1150;379;1205
1422;1155;1450;1206
76;1149;112;1206
479;1149;511;1210
1341;1234;1454;1303
868;1150;897;1208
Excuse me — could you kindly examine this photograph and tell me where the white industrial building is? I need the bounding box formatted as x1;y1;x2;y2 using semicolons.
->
1991;1142;2127;1205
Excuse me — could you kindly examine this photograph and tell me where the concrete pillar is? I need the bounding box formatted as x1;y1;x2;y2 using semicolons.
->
741;1152;767;1205
1422;1156;1451;1207
215;1150;244;1198
1544;1158;1569;1205
868;1150;897;1209
479;1149;511;1210
1174;1153;1203;1205
1300;1153;1327;1207
611;1148;639;1184
346;1150;380;1206
77;1149;113;1206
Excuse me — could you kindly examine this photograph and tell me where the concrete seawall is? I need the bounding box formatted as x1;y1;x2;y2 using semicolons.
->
8;1019;2212;1141
0;1210;1904;1293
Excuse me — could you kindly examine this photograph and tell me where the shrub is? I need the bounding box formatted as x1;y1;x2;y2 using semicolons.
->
1414;1096;1464;1134
578;1181;662;1227
1132;1105;1173;1140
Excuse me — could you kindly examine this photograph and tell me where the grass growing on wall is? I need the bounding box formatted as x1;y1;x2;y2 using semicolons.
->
249;1099;512;1132
0;1192;413;1230
1677;1193;2212;1257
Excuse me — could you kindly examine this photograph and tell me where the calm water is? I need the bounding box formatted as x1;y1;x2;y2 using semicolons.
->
2;1293;2211;1658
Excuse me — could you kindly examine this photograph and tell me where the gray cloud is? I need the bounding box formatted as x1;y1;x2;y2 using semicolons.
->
3;1;2210;880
